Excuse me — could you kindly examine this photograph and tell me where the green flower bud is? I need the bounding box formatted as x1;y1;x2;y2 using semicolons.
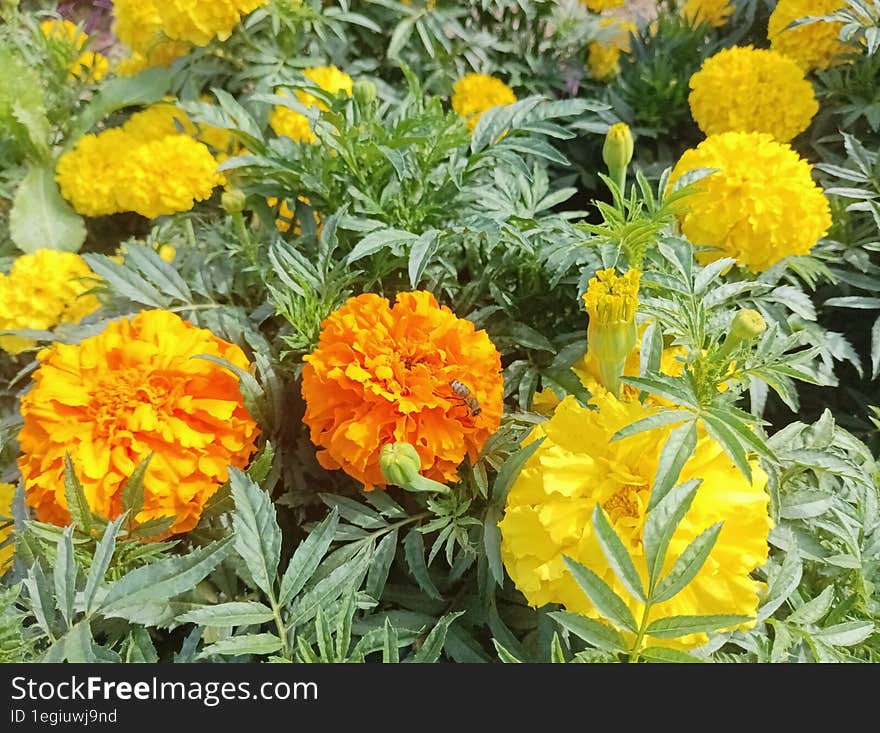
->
379;442;451;494
221;188;246;215
353;79;377;107
717;308;767;361
603;122;634;194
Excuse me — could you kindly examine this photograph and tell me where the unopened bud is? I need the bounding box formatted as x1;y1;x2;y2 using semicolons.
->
717;308;767;361
222;188;246;215
603;123;634;194
379;442;450;494
353;80;377;107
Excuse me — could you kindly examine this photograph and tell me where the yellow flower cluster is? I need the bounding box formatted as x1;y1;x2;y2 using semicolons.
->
689;46;818;142
18;310;260;537
451;73;517;132
40;19;109;81
588;20;637;80
768;0;850;71
683;0;734;27
113;0;266;74
0;482;12;573
0;250;100;355
499;392;772;649
56;104;224;219
269;66;354;144
669;131;831;272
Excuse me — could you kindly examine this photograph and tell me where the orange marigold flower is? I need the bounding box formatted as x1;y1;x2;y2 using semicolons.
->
302;291;503;489
18;310;260;537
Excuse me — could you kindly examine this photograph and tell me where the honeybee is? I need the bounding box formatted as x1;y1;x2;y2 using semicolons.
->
449;379;482;417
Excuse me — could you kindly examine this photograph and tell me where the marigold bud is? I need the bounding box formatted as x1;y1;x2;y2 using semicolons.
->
157;244;176;263
379;442;451;493
222;188;246;215
603;123;634;193
353;79;377;107
717;308;767;361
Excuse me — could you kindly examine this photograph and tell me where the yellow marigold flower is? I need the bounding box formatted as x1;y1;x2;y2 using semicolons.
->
113;0;164;54
159;0;269;46
451;73;517;132
0;482;15;573
0;250;100;355
18;310;260;537
269;66;354;144
579;0;625;11
768;0;851;71
683;0;734;28
56;105;224;219
302;291;504;490
668;132;831;272
499;392;772;649
689;46;818;142
40;19;109;82
587;20;636;80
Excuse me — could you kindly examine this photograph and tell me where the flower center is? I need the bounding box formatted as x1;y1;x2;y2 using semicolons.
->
602;485;641;523
91;368;175;436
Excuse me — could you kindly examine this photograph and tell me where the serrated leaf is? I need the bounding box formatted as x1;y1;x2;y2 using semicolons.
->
639;646;705;663
64;453;92;536
123;244;192;303
83;515;125;614
53;526;76;626
562;556;637;633
286;548;371;628
100;537;231;617
411;611;464;663
404;529;441;600
10;165;86;253
230;468;281;598
649;420;698;511
382;618;400;663
643;479;700;587
652;523;722;604
757;550;802;622
492;639;523;663
121;454;152;523
645;614;749;638
199;633;282;658
366;529;397;601
279;508;339;607
549;611;626;653
812;621;874;647
787;585;834;626
592;505;645;602
178;601;274;627
81;254;168;308
408;229;441;287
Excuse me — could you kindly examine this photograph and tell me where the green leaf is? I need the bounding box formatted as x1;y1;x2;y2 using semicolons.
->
63;453;93;536
404;529;442;600
366;528;397;600
346;228;418;264
24;562;55;636
83;516;125;614
757;550;802;622
125;627;159;663
611;410;694;442
315;607;334;661
492;639;523;663
81;254;168;308
482;504;505;588
639;646;705;663
382;618;400;663
700;413;752;481
121;454;152;523
643;479;700;587
812;621;874;647
408;229;441;287
549;611;626;654
649;420;698;511
101;537;231;617
592;505;645;602
278;507;339;607
199;633;282;658
230;468;281;598
335;592;356;660
562;556;637;633
247;442;275;485
550;632;566;663
178;602;275;627
652;523;722;604
123;244;192;303
53;526;76;626
411;611;464;663
645;614;750;638
286;548;371;628
10;165;86;253
787;585;834;626
491;437;545;508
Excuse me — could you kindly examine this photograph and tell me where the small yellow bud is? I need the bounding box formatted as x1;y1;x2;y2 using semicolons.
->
222;188;246;215
603;123;634;194
157;244;176;263
717;308;767;361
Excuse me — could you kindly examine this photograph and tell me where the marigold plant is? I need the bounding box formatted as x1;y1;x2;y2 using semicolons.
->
40;19;109;81
451;73;517;132
269;66;354;144
0;250;100;355
499;392;772;649
768;0;851;71
689;46;818;142
301;291;503;489
18;310;260;536
668;131;831;272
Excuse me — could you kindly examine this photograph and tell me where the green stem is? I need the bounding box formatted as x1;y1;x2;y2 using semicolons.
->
268;593;290;659
232;211;257;267
628;601;652;664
